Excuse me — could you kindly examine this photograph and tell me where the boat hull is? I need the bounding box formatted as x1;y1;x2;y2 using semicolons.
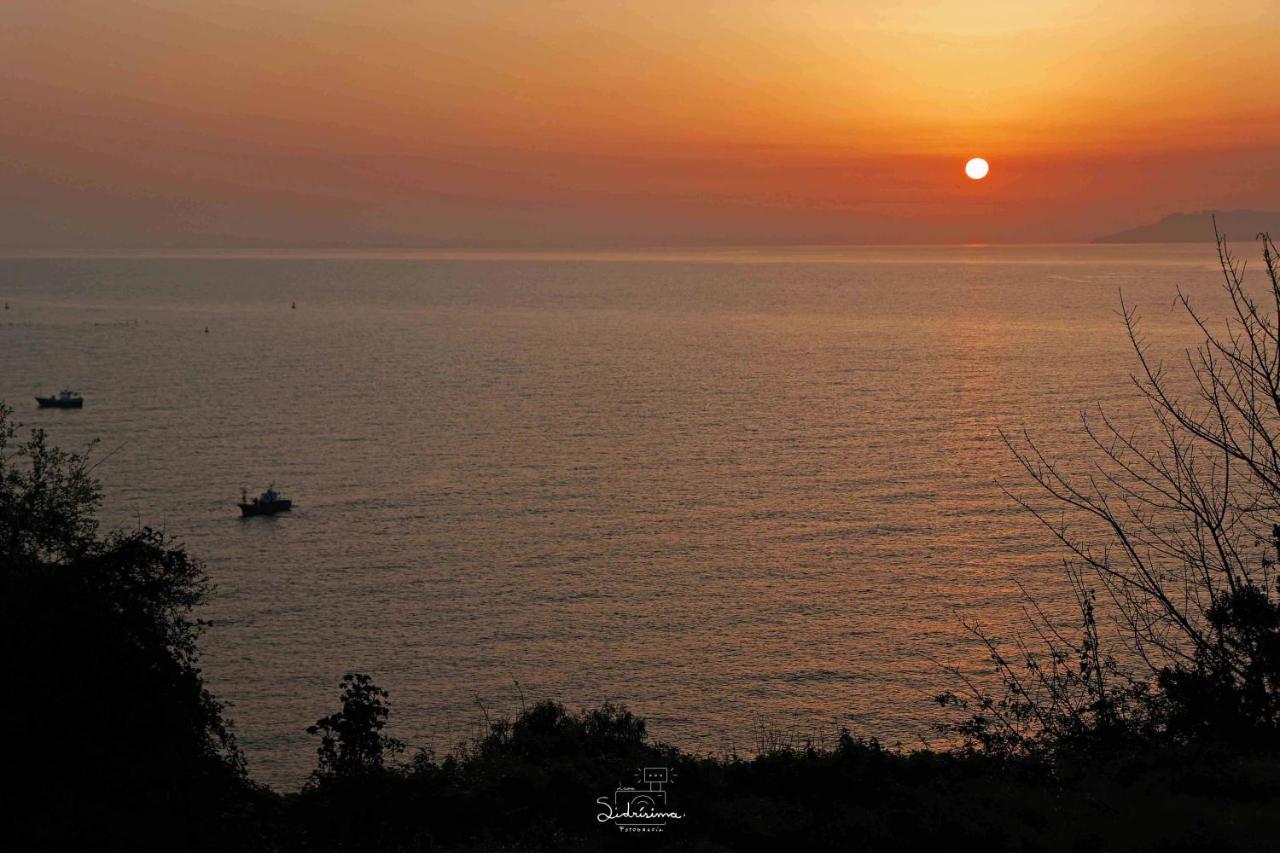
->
35;396;83;409
239;499;292;517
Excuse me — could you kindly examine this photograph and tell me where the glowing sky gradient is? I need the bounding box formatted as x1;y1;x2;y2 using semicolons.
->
4;1;1279;247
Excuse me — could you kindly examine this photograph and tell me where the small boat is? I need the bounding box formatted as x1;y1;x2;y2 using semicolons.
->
239;485;293;517
36;390;84;409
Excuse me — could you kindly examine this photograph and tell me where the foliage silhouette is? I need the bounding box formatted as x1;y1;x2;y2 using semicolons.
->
0;405;254;850
280;692;1280;852
308;672;404;780
0;405;100;567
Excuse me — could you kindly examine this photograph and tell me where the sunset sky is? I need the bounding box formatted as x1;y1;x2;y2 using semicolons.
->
4;0;1279;247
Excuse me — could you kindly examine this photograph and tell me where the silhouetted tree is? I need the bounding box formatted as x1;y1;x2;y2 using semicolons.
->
308;673;404;780
946;226;1280;753
0;405;250;849
0;404;100;568
1158;582;1280;738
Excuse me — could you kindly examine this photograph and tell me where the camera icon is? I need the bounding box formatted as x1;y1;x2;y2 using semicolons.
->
613;767;670;814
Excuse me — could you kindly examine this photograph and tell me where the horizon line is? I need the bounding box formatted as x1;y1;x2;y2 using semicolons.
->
0;240;1217;259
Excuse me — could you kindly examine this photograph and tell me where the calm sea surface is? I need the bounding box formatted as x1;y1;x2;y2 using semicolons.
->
0;244;1232;786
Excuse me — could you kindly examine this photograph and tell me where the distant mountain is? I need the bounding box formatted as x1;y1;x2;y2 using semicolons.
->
1094;210;1280;243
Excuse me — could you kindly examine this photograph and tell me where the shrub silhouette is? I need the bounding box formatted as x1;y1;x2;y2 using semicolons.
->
0;405;100;566
308;673;404;780
1158;583;1280;741
281;692;1280;852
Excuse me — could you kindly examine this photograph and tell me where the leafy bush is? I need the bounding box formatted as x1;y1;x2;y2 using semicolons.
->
308;673;405;781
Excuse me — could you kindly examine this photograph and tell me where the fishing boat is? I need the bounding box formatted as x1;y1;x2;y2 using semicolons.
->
35;390;84;409
239;485;293;517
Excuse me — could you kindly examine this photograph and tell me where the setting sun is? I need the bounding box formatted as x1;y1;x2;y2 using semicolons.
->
965;158;990;180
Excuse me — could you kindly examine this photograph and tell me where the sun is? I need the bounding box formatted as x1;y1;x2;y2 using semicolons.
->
965;157;990;180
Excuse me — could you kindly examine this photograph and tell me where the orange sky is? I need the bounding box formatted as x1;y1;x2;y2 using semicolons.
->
3;1;1279;247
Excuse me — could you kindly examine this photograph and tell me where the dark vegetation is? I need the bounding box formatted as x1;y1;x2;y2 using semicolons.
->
8;232;1280;850
0;411;259;850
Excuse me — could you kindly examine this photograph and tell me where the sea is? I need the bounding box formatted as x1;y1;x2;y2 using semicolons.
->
0;243;1237;787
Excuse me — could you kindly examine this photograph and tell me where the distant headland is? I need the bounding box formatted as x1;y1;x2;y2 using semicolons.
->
1094;209;1280;243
